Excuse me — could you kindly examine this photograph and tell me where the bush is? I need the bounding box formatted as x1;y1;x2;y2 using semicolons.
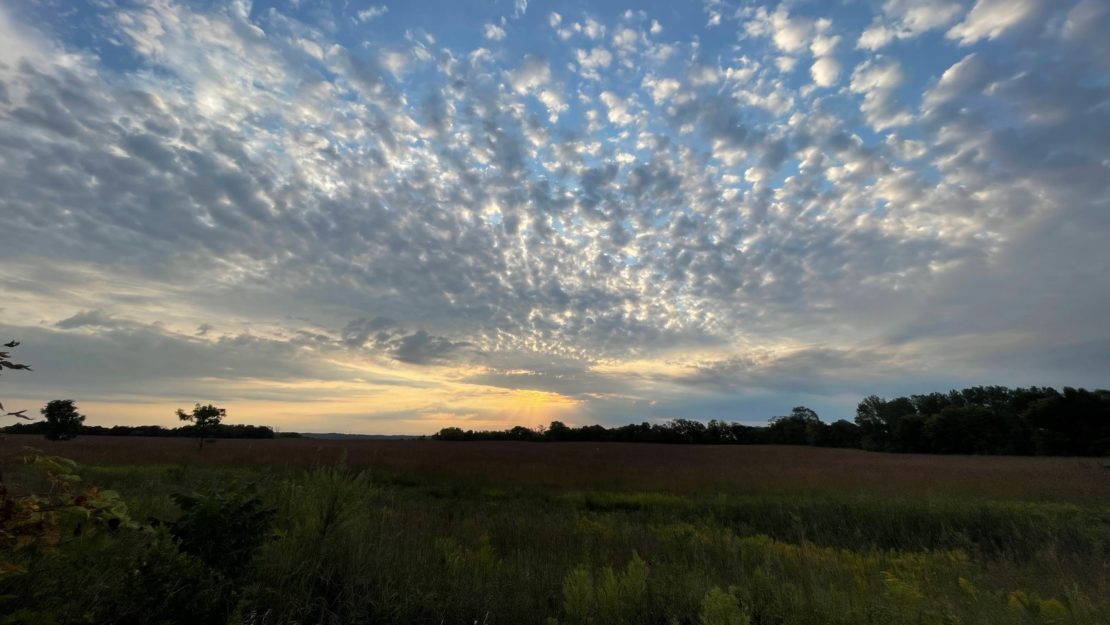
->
699;586;750;625
245;464;380;623
169;487;275;578
559;552;649;625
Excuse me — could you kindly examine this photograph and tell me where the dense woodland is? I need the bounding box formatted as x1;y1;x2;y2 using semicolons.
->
435;386;1110;456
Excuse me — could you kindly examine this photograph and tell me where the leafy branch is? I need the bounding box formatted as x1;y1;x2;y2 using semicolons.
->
1;340;33;420
0;450;136;578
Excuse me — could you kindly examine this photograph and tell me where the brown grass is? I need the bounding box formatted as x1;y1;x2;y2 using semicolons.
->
3;434;1108;500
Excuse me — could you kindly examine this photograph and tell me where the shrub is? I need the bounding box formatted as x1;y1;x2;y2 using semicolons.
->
699;586;750;625
559;552;649;625
169;487;275;578
245;464;379;623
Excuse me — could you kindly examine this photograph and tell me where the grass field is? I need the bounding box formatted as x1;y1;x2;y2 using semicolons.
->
2;435;1109;624
5;435;1109;499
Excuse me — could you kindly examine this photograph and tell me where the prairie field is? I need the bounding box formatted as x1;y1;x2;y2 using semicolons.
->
2;436;1109;624
5;0;1109;623
4;435;1109;499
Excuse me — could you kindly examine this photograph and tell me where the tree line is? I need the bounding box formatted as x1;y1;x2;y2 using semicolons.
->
3;396;294;444
5;338;1108;455
3;419;284;440
3;342;294;445
434;386;1110;456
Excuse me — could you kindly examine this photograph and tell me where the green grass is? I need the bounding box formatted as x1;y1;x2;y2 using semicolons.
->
3;457;1109;624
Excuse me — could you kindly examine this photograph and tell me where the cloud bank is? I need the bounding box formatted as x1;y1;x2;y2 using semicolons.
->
0;0;1107;432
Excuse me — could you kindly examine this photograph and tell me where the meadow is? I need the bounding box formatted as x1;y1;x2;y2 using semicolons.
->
2;435;1109;624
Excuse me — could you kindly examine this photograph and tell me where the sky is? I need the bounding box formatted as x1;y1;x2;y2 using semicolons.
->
0;0;1108;434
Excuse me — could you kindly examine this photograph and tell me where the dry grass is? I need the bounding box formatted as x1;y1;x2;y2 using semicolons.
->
3;434;1107;500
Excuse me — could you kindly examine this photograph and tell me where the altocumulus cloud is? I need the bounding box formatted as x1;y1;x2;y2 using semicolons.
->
0;0;1107;433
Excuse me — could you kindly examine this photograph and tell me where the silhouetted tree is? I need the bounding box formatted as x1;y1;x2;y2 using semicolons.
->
910;392;953;416
706;419;736;443
824;419;862;448
425;387;1110;456
547;421;571;440
435;426;467;440
854;395;887;450
1023;388;1110;456
41;399;85;441
790;406;819;422
767;406;820;445
668;418;708;443
176;403;227;449
507;425;538;441
890;414;930;453
854;396;917;450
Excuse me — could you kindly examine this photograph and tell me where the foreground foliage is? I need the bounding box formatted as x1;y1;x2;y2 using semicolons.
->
0;340;32;422
1;453;1108;624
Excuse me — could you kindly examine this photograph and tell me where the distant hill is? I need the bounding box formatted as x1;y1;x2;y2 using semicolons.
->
299;432;422;440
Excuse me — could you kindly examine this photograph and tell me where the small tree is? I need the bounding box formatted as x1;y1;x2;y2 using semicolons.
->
767;406;821;445
41;399;85;441
1;340;33;422
176;403;226;449
546;420;571;441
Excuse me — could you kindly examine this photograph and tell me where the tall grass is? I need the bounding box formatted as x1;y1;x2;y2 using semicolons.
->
2;457;1109;624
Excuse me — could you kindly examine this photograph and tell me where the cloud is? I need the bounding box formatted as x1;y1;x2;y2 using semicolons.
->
18;318;355;400
1061;0;1110;61
745;5;813;53
888;0;964;33
947;0;1042;45
811;56;840;87
537;89;568;122
581;18;605;40
920;52;990;112
850;57;913;130
356;6;388;23
775;56;798;73
858;25;897;51
341;317;399;348
341;318;472;365
55;310;131;330
391;330;471;365
810;33;839;58
483;23;506;41
611;27;640;55
507;55;551;93
0;0;1106;431
673;346;914;396
643;75;680;104
599;91;634;125
575;47;613;80
859;0;964;49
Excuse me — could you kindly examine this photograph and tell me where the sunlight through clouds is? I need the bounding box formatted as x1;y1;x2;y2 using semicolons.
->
0;0;1108;432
